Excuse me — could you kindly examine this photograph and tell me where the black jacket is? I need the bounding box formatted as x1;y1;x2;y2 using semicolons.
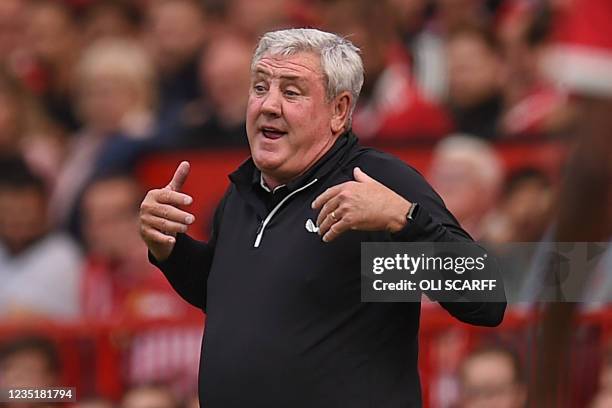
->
151;131;506;407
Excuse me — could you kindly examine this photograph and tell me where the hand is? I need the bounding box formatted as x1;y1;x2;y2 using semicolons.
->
311;167;412;242
139;161;195;261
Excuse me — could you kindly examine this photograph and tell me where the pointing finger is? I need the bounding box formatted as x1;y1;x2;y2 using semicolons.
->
167;161;190;191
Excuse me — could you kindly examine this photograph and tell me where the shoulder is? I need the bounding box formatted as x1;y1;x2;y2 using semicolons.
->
346;146;433;197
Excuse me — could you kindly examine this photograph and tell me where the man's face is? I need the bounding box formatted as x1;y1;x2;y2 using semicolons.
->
447;33;502;107
82;178;142;260
246;52;337;184
460;353;525;408
0;350;55;388
0;187;47;254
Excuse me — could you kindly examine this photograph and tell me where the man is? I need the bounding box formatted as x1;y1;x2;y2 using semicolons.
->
428;134;503;240
0;335;61;408
0;157;81;319
458;346;526;408
140;28;505;407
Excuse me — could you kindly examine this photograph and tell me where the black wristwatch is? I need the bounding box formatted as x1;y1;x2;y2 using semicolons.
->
406;202;419;222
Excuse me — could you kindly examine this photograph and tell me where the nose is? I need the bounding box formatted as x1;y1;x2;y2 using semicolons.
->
260;87;282;118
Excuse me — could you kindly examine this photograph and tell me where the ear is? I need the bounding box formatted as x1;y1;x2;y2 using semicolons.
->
330;92;352;134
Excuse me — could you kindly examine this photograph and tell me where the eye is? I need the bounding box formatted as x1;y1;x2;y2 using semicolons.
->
253;84;267;94
284;89;300;97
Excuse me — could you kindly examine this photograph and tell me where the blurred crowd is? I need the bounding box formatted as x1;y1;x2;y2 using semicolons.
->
0;0;610;406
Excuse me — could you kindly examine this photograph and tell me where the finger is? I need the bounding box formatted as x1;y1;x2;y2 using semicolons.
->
322;219;351;243
316;195;341;227
311;184;344;209
156;189;193;206
142;214;189;235
148;204;195;225
167;161;190;191
142;226;176;245
317;206;344;237
353;167;376;183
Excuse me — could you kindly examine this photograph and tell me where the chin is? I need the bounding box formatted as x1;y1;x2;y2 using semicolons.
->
252;151;285;174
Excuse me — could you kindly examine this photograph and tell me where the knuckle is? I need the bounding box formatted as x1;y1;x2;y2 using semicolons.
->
139;201;151;213
161;189;170;202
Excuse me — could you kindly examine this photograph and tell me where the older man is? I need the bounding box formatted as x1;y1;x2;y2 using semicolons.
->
140;28;505;408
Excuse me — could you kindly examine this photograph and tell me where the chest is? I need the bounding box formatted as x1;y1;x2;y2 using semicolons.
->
208;189;368;314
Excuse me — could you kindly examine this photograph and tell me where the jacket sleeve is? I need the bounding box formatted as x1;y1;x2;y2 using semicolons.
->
148;189;230;311
358;151;506;327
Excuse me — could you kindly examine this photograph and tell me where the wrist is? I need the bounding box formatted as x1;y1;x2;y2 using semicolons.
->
387;199;413;233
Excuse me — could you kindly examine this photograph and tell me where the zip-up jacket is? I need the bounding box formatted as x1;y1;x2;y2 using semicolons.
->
151;131;506;407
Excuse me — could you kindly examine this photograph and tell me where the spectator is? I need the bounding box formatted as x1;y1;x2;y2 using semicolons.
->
80;174;202;394
0;67;66;186
49;38;156;234
22;0;82;132
322;0;453;142
81;1;142;46
428;134;503;239
497;4;571;139
389;0;449;103
174;33;251;148
121;384;179;408
0;336;61;396
392;0;497;105
458;345;527;408
435;0;493;34
225;0;293;41
143;0;207;134
446;23;505;139
0;157;81;320
482;168;555;243
80;173;195;321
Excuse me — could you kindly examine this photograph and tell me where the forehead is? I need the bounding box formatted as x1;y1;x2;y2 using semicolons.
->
252;51;323;80
463;353;514;381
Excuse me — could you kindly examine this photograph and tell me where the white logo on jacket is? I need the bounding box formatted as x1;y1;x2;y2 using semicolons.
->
305;219;319;233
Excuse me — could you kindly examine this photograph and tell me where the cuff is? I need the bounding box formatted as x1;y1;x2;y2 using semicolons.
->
148;233;188;269
390;203;431;241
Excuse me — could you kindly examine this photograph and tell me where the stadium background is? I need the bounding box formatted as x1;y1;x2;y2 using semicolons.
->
0;0;610;407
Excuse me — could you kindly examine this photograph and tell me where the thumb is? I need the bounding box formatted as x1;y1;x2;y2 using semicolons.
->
167;161;190;191
353;167;374;183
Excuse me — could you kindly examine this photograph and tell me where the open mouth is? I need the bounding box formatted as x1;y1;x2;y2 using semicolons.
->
260;126;287;139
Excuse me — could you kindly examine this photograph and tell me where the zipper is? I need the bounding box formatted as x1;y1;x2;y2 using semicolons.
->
254;178;318;248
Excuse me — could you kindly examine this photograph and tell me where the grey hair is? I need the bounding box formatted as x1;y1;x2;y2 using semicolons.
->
251;28;364;128
434;133;504;190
